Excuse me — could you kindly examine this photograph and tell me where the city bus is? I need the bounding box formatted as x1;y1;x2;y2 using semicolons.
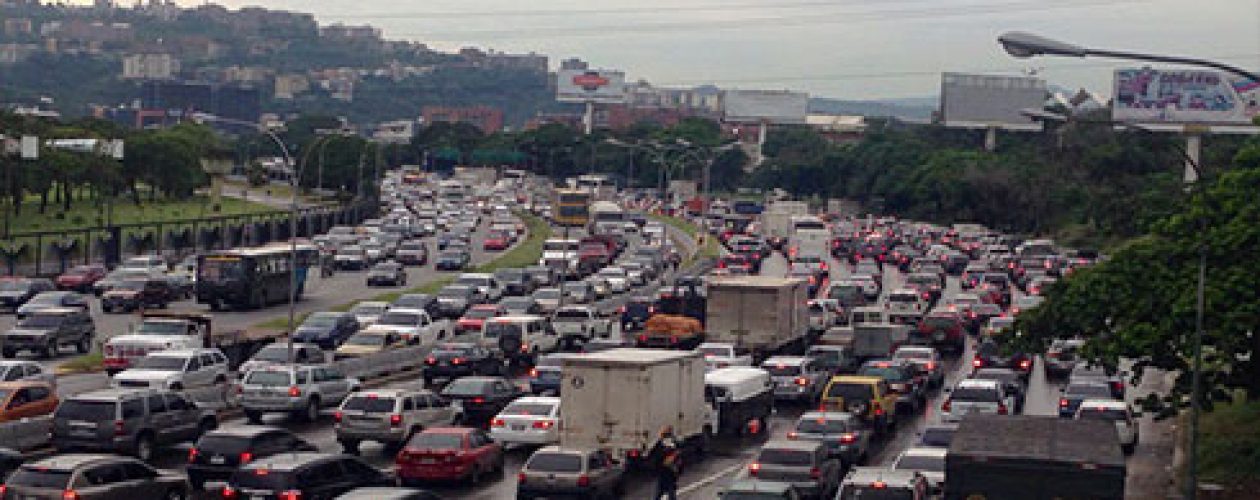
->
195;243;319;311
553;188;592;228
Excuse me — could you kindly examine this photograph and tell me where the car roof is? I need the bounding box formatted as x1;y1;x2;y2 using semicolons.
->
146;348;220;357
724;479;794;494
1078;399;1128;411
70;387;158;401
763;356;809;366
843;466;922;486
799;411;853;421
508;396;560;406
203;425;287;439
900;446;947;459
29;453;128;470
955;379;1001;389
760;439;821;452
24;307;82;315
242;452;339;471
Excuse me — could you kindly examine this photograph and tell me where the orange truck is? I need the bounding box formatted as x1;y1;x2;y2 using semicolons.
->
635;314;704;349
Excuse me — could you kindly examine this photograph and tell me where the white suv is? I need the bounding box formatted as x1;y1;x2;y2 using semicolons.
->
1075;399;1140;454
940;379;1016;423
111;348;230;391
886;288;928;324
489;396;561;446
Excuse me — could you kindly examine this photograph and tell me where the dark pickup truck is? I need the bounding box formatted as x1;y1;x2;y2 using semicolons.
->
946;415;1125;500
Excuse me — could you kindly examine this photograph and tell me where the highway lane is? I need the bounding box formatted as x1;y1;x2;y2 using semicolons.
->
0;216;514;397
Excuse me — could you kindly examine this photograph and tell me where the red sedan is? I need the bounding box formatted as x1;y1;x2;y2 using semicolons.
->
482;232;511;251
396;427;504;485
457;304;506;334
55;264;108;292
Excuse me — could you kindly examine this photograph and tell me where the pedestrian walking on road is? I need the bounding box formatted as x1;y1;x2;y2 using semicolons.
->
654;426;681;500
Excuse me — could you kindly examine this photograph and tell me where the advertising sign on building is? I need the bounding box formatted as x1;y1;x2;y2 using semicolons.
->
1113;68;1260;124
556;69;627;104
723;90;809;124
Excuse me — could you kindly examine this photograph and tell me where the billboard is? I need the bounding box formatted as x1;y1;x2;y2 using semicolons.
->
724;90;809;124
556;69;626;104
940;72;1046;126
1113;68;1260;124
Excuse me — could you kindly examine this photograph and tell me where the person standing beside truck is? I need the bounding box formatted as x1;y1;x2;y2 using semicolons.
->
653;426;682;500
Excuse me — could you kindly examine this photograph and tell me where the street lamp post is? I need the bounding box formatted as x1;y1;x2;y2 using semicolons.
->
195;114;301;366
996;34;1257;500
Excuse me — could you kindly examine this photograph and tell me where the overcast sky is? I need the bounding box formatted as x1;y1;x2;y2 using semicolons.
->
152;0;1260;99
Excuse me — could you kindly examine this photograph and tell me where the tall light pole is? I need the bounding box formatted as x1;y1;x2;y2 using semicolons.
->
194;113;302;366
996;33;1258;500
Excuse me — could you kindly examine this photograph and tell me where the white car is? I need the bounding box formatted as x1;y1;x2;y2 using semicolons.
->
489;396;562;446
697;342;753;371
940;379;1016;423
349;301;390;327
111;348;230;391
0;360;55;385
1075;399;1140;454
595;267;631;294
368;308;448;345
892;446;946;493
886;288;929;321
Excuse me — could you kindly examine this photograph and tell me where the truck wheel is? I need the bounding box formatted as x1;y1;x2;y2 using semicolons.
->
134;433;155;462
299;398;319;422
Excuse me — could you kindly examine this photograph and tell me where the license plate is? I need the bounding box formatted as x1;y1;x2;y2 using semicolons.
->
934;332;945;341
210;455;226;464
512;424;526;431
419;458;438;464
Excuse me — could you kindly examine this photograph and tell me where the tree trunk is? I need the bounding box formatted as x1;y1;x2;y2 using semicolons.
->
61;182;71;211
39;189;48;214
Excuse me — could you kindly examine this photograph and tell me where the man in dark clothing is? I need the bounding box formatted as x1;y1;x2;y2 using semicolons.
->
654;426;681;500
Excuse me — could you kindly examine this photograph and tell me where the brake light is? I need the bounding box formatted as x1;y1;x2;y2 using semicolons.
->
577;474;591;487
998;403;1008;415
188;447;199;463
333;411;343;423
787;431;799;439
222;486;238;499
425;357;437;364
794;377;809;386
240;451;253;464
748;462;761;475
617;306;626;314
873;401;884;416
451;357;464;365
113;420;125;436
872;480;887;489
492;418;506;427
528;368;539;377
472;397;485;404
972;358;983;368
839;433;857;444
390;414;403;426
518;472;527;484
628;449;641;458
1019;359;1032;370
1059;398;1069;408
942;400;951;412
925;362;935;371
809;467;822;479
288;386;301;397
532;419;556;429
279;490;301;500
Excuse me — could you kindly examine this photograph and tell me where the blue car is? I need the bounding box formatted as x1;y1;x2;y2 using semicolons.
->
290;311;360;350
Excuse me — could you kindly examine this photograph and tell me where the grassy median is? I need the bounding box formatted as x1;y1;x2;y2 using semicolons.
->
254;212;550;331
648;213;720;264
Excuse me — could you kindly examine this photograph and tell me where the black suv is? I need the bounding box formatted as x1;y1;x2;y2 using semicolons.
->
187;425;318;490
422;342;503;385
223;452;392;499
439;376;523;426
1;307;95;358
0;278;55;313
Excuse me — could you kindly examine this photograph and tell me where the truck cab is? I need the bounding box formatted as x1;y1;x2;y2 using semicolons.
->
103;313;211;375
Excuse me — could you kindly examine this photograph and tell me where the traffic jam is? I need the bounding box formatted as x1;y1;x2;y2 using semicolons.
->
0;170;1140;499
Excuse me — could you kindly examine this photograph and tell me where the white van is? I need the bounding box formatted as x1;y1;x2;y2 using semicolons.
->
705;367;774;436
481;315;557;363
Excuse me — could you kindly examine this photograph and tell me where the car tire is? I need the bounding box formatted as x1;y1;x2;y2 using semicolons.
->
42;339;57;359
134;433;155;462
188;476;205;492
244;409;263;424
469;464;482;484
340;440;360;455
300;398;319;422
163;488;186;500
1;349;13;359
76;336;91;354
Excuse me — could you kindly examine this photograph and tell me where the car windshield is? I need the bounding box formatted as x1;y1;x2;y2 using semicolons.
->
439;287;469;298
229;468;295;490
245;371;293;386
8;468;73;489
894;350;932;360
1066;384;1114;399
407;433;463;450
135;356;187;370
27;293;64;305
859;366;909;382
501;298;532;310
439;252;464;260
54;400;114;420
17;314;64;328
951;386;1000;402
378;312;420;326
501;402;555;416
1078;407;1129;421
526;453;582;473
302;315;337;328
483;322;520;339
919;427;956;447
0;281;30;292
796;417;848;434
758;448;813;466
826;383;873;401
115;280;146;291
351;304;387;316
442;379;491;397
346;334;389;346
763;363;802;376
136;321;186;336
553;309;589;321
196;435;253;454
465;308;499;319
924;316;956;327
392;296;430;309
343;396;398;413
896;454;944;472
535;289;560;300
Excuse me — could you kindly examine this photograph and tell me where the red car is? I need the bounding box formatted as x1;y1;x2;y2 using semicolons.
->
483;232;511;251
457;304;506;334
396;427;504;485
55;264;108;292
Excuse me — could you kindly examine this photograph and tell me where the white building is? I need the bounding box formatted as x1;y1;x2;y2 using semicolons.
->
122;53;179;79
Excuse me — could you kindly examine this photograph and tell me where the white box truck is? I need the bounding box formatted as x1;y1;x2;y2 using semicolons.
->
560;348;715;464
760;200;809;247
705;276;811;362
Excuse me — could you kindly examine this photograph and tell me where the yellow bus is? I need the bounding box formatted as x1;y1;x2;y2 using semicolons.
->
553;188;592;227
